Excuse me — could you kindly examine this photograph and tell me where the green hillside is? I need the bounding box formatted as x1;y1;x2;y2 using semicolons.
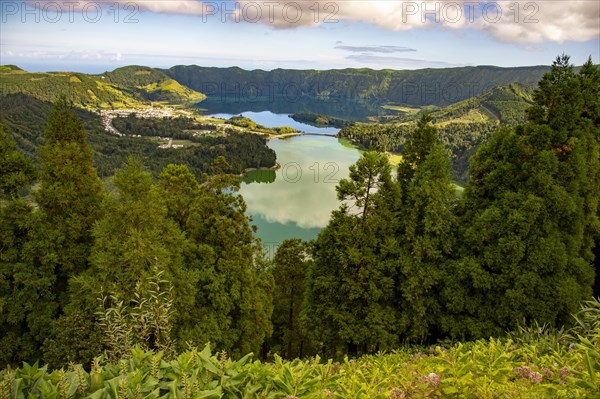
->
0;92;111;157
0;65;205;109
164;64;549;107
1;64;543;109
104;65;206;103
384;82;536;125
103;65;168;87
339;84;536;183
0;67;145;109
0;65;26;73
426;82;535;125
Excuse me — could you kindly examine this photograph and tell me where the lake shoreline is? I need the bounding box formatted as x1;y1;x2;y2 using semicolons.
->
238;162;281;177
266;132;338;140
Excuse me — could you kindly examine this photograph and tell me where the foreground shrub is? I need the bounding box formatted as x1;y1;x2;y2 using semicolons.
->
2;327;598;398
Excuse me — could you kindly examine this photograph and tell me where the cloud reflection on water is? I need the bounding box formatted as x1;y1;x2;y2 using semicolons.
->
240;136;361;233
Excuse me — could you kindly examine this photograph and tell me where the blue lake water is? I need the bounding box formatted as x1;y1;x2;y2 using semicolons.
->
208;111;340;135
195;96;394;122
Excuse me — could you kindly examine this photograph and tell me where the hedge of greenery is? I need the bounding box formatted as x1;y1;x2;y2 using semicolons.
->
3;326;598;399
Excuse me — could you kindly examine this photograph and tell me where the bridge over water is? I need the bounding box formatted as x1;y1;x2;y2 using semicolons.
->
269;132;338;138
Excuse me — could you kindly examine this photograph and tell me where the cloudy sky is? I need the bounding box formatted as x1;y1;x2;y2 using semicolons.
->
1;0;599;72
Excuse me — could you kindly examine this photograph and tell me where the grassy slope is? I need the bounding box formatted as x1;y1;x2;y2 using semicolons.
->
0;67;145;109
385;83;536;126
427;82;536;125
0;65;206;109
0;93;108;156
103;65;206;104
0;93;158;177
0;65;26;73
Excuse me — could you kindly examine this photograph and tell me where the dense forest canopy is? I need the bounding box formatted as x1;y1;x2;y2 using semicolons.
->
0;94;276;178
164;64;550;107
1;100;274;365
111;114;215;139
0;56;598;399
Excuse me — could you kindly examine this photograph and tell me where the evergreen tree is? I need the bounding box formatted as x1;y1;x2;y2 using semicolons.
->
158;163;201;229
0;127;37;366
337;151;396;220
270;239;311;358
304;152;400;355
1;98;105;365
88;158;192;321
53;158;195;361
28;96;105;308
397;114;439;185
0;126;36;200
396;139;457;342
442;56;599;338
0;199;40;367
159;161;273;356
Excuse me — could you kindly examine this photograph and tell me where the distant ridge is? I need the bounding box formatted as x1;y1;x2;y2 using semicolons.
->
0;65;205;108
163;64;551;107
0;67;145;109
0;65;25;72
5;63;588;109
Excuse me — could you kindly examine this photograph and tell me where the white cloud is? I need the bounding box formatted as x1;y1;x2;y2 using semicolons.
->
480;1;600;43
22;0;599;43
335;44;417;53
233;0;599;43
231;0;428;30
345;54;456;68
133;0;207;15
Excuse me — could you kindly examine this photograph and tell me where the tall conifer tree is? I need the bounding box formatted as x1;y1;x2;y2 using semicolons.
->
304;152;400;354
395;115;457;342
442;56;599;338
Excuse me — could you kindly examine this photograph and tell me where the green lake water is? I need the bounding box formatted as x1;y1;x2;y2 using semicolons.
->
239;135;362;249
198;97;375;249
